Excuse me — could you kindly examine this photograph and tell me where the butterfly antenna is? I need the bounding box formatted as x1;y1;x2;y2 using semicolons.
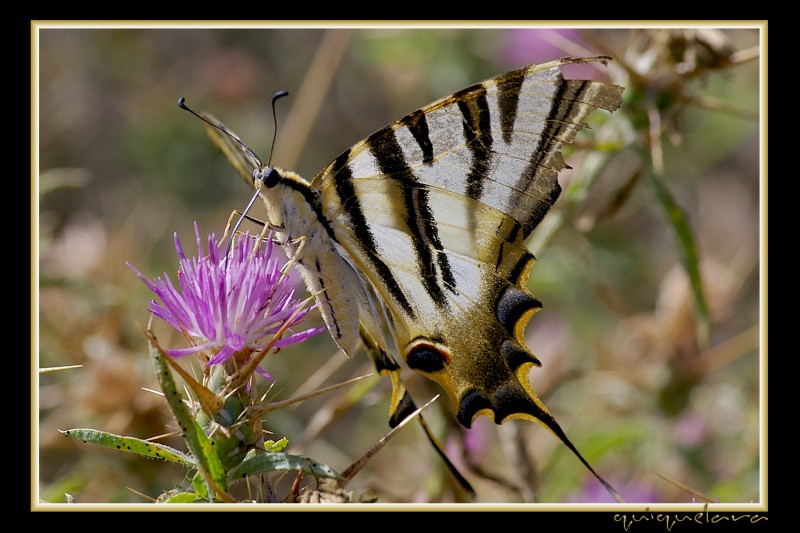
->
178;94;288;265
177;97;264;168
267;90;289;168
226;91;288;259
177;97;262;265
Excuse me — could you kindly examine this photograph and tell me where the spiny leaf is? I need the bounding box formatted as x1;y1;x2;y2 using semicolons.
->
148;330;230;500
227;450;343;483
60;428;194;467
158;349;224;414
192;471;209;500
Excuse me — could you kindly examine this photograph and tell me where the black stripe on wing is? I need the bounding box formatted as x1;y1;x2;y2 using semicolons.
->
517;79;591;237
330;150;416;319
454;86;493;202
365;128;457;309
398;109;435;166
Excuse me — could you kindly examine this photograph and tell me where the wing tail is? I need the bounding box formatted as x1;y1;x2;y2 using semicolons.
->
360;327;478;501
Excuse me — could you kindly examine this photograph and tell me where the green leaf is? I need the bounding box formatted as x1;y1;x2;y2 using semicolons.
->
647;169;711;347
161;492;204;503
149;334;229;498
192;471;209;500
264;437;289;453
60;428;194;467
228;451;343;483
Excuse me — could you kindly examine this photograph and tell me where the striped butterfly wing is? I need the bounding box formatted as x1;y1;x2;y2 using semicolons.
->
198;57;623;499
313;57;623;430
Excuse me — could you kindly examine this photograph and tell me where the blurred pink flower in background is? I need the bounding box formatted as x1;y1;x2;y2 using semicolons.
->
503;28;609;80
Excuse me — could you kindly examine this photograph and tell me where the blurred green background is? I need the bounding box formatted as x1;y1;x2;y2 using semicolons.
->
36;25;762;505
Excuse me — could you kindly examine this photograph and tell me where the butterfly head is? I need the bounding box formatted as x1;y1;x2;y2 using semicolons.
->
254;167;282;189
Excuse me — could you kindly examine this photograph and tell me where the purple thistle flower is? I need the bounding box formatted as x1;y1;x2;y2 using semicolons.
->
128;223;323;379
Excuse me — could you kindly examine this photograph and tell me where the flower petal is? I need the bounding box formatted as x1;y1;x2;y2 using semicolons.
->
130;225;322;378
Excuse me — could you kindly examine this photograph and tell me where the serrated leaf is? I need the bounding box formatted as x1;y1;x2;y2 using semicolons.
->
60;428;194;467
227;452;343;483
148;333;229;499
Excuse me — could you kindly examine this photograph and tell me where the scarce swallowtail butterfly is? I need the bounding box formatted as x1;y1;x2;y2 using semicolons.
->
181;56;624;500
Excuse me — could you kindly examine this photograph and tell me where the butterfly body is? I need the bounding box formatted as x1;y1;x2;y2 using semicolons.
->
254;169;373;359
193;57;624;498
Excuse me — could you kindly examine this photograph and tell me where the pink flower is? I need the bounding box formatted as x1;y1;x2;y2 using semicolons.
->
128;223;323;378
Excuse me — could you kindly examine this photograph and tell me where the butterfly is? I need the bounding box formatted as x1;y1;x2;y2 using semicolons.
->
181;56;624;500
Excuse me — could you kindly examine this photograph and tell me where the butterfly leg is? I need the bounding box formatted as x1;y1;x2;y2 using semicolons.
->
359;327;477;501
221;209;286;248
274;234;310;284
222;209;267;241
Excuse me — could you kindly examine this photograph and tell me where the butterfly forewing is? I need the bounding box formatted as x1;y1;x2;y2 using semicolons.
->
201;112;263;189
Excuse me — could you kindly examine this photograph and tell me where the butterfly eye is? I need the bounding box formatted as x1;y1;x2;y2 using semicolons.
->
261;167;282;188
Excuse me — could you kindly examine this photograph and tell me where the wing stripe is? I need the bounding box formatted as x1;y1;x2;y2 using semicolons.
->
456;86;492;201
400;109;435;165
330;150;416;318
518;79;591;237
366;129;456;308
494;219;535;285
496;73;524;145
410;188;452;307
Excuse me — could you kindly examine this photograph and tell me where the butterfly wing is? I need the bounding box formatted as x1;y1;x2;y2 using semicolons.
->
197;57;624;499
201;112;262;190
312;57;623;429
